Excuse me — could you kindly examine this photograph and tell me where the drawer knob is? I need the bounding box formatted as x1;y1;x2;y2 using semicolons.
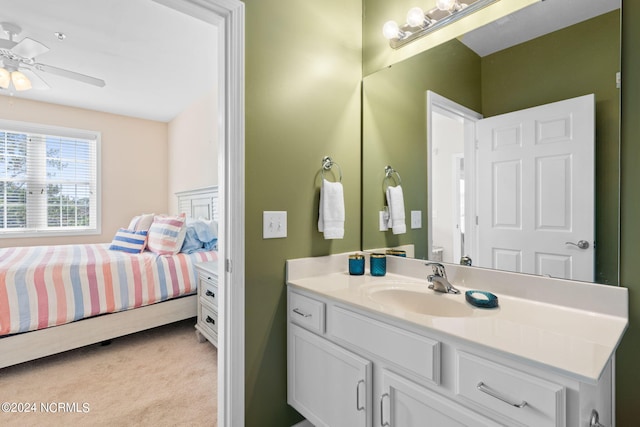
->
292;308;311;318
206;316;216;325
206;290;216;298
477;382;527;408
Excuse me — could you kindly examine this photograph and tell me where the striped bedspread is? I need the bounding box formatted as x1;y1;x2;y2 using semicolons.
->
0;244;217;336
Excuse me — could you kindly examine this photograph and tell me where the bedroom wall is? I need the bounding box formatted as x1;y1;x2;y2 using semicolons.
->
167;89;218;215
0;95;169;247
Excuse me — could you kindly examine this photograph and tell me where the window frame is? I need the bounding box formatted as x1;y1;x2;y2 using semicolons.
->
0;119;101;238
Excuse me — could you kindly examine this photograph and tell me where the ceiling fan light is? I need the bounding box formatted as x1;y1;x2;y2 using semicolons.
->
11;70;31;91
0;68;10;89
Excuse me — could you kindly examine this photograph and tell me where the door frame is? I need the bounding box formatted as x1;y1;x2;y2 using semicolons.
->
427;91;482;263
153;1;245;426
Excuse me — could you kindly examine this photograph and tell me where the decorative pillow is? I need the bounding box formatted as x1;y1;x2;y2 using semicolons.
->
147;213;187;255
109;229;148;254
180;219;218;253
128;213;155;232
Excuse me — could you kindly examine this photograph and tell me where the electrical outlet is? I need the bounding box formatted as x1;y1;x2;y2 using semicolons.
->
379;210;389;231
411;210;422;229
263;211;287;239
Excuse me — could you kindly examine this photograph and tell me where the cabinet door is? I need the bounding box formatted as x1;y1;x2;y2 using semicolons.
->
288;324;371;427
380;370;500;427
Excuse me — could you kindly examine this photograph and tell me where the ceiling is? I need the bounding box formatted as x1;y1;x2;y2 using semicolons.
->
0;0;217;122
461;0;620;57
0;0;619;123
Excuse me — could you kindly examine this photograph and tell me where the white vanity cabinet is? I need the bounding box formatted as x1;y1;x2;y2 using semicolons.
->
287;286;613;427
195;261;218;346
288;292;371;427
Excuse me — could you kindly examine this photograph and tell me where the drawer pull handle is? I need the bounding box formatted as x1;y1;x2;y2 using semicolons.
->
477;382;527;408
356;380;365;411
206;290;216;298
380;393;390;426
206;316;216;325
590;409;606;427
292;308;311;318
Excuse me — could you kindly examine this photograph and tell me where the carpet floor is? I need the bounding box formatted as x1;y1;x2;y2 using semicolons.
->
0;319;218;427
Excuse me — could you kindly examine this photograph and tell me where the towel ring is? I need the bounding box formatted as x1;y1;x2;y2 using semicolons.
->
321;156;343;182
383;165;402;191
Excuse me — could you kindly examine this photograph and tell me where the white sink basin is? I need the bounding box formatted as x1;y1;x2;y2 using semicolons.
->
365;283;496;318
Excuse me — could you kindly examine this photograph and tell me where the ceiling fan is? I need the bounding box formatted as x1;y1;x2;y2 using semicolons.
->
0;21;105;91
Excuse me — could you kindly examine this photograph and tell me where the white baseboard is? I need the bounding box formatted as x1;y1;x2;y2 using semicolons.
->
291;420;314;427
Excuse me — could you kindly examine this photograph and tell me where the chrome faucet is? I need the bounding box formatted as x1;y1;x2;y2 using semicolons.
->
425;262;460;294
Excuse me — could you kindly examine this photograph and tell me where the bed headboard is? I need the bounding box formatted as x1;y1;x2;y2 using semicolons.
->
175;186;219;222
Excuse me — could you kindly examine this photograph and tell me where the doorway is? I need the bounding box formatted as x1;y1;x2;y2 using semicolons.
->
154;1;245;426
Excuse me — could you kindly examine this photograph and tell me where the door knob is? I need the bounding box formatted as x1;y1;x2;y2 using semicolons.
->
565;240;589;249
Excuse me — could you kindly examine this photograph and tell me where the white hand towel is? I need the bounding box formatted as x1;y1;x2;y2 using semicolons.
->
318;179;345;239
386;185;406;235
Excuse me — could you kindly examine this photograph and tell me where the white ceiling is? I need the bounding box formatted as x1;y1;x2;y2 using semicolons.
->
0;0;217;122
0;0;619;123
461;0;620;57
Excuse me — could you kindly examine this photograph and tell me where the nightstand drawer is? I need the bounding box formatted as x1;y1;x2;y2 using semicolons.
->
456;351;565;427
200;279;218;309
201;304;218;334
289;291;325;334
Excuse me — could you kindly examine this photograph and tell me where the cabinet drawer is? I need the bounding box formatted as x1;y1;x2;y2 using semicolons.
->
328;306;440;384
201;304;218;334
456;351;565;427
200;277;218;309
289;291;325;334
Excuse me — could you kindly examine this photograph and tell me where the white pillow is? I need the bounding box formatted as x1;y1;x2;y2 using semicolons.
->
134;213;155;232
127;213;155;231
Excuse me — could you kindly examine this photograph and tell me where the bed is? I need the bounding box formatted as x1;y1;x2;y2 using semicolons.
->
0;185;218;368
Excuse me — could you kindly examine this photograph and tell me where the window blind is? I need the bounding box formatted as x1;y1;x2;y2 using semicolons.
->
0;122;99;236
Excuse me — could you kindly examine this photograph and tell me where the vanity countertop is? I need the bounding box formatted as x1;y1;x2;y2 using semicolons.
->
286;254;629;383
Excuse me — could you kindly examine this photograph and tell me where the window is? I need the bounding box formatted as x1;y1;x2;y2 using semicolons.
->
0;120;100;237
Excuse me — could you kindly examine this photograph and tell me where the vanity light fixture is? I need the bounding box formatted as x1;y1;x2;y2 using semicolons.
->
382;0;499;49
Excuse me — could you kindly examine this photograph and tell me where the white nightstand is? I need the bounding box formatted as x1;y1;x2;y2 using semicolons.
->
195;261;218;346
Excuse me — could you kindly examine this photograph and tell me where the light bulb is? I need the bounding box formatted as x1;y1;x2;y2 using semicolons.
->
436;0;457;11
0;68;9;89
406;7;426;27
382;20;401;40
11;70;32;91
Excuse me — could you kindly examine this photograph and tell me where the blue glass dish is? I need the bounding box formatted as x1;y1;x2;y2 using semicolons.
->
465;290;499;308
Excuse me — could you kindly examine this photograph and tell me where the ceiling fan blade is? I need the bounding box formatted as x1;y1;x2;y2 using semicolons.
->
35;63;106;87
11;37;49;58
20;68;50;90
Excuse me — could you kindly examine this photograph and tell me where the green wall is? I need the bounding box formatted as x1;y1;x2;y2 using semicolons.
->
243;0;362;424
618;2;640;424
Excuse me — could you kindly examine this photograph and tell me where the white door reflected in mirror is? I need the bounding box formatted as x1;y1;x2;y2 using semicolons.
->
428;92;595;281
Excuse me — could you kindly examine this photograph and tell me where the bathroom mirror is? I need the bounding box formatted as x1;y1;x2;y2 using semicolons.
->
362;0;621;285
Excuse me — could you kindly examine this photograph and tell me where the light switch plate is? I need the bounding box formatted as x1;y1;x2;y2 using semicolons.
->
379;211;389;231
263;211;287;239
411;210;422;229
